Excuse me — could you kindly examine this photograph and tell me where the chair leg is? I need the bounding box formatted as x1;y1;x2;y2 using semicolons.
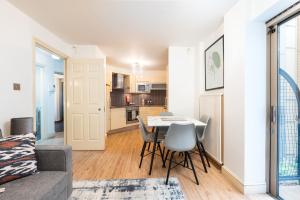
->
163;150;170;167
166;151;175;185
196;142;207;173
200;142;210;167
186;151;199;185
184;153;189;168
157;143;165;165
149;128;159;175
140;141;147;156
147;142;151;151
139;142;147;168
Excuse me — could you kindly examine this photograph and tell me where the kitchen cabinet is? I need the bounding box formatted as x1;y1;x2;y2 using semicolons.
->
135;72;167;84
139;106;166;124
110;108;126;130
109;71;166;94
124;75;130;93
151;83;167;90
110;106;166;130
130;75;136;93
123;75;137;93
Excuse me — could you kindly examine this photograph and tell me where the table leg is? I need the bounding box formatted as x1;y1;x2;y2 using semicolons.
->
149;127;159;175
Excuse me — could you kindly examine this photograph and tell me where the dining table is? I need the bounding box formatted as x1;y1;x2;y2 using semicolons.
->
147;116;207;175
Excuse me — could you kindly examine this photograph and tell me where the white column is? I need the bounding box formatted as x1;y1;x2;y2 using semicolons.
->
168;46;196;118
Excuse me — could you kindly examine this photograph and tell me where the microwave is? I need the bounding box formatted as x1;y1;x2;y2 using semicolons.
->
136;83;151;93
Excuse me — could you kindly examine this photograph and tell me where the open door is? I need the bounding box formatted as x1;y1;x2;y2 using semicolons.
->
66;59;106;150
34;44;66;145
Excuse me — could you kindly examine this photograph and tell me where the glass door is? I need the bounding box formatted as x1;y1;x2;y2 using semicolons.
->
270;13;300;200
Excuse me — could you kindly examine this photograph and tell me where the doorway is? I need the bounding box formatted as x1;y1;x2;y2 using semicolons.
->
269;8;300;200
34;44;66;145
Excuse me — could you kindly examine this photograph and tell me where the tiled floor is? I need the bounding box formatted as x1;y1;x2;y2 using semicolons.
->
36;132;64;145
280;184;300;200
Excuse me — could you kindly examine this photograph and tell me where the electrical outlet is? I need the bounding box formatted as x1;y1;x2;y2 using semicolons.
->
13;83;21;91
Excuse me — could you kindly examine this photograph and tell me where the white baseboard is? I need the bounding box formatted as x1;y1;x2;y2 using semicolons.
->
244;183;267;194
222;166;267;194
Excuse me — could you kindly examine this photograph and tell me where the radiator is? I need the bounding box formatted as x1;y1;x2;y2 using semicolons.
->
199;93;223;164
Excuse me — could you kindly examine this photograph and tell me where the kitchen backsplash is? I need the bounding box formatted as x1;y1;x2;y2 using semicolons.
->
110;90;166;107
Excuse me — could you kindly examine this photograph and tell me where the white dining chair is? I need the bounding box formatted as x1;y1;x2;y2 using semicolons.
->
164;123;199;185
195;115;211;173
137;116;165;168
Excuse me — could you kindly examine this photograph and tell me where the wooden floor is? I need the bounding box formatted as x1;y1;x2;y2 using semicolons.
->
73;129;274;200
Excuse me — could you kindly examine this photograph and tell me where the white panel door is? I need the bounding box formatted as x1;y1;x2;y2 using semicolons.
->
67;59;105;150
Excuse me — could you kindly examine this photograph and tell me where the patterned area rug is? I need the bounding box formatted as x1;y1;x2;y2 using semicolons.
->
71;177;184;200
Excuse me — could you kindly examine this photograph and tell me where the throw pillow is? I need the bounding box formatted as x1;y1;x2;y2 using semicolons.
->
0;133;37;185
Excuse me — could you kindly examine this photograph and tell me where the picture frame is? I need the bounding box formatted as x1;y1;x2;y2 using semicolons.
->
205;36;224;91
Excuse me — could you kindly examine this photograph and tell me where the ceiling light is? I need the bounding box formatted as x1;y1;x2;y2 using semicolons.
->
132;62;138;74
51;54;60;60
132;62;143;75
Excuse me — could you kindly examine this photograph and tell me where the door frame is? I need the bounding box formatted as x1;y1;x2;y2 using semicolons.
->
35;64;46;140
268;24;278;197
267;4;300;197
32;38;68;144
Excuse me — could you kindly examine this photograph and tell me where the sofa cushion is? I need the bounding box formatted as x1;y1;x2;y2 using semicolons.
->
0;171;68;200
0;133;37;184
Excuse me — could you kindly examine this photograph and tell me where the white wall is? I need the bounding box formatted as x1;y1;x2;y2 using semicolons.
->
196;24;224;118
222;0;268;193
244;20;267;192
196;25;224;164
168;46;196;118
198;24;224;95
223;0;247;185
0;0;72;135
0;0;106;135
220;0;298;194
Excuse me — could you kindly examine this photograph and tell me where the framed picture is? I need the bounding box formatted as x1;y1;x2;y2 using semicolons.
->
205;36;224;91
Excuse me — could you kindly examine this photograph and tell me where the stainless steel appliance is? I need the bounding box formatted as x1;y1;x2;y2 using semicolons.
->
150;83;167;90
126;106;139;124
112;73;124;89
136;82;151;93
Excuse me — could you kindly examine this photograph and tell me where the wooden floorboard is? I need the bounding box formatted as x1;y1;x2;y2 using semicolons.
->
73;129;274;200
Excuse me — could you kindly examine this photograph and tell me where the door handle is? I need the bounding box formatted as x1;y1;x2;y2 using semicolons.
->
98;108;101;111
271;106;276;123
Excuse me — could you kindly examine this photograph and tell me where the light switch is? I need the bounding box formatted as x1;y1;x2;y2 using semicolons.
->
13;83;21;91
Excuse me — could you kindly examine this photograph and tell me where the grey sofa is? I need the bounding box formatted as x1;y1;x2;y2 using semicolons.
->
1;145;72;200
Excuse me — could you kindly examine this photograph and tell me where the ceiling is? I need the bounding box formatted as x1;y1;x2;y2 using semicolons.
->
8;0;238;70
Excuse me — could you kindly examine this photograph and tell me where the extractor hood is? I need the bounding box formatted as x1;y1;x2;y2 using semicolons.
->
112;73;124;89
